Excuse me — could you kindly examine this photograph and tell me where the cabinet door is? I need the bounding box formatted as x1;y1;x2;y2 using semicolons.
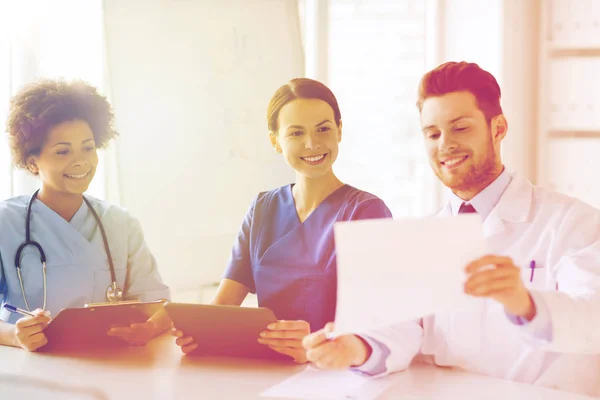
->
547;138;600;207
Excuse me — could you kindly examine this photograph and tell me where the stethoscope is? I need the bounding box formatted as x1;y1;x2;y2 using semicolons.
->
14;189;123;311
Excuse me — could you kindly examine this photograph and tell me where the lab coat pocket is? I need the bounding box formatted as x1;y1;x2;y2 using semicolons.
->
521;262;548;290
93;269;128;302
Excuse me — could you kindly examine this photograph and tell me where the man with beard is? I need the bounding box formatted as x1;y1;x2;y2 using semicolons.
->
302;61;600;397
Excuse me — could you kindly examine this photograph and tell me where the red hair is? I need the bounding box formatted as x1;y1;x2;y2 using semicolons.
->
416;61;503;122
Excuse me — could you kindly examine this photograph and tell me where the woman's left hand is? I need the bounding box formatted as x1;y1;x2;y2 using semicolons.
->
258;320;311;363
107;320;158;346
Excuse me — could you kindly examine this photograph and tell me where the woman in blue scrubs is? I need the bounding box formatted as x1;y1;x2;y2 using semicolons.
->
172;78;392;362
0;80;170;351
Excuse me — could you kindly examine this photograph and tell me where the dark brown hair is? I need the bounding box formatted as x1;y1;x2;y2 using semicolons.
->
416;61;503;122
267;78;341;133
6;79;118;172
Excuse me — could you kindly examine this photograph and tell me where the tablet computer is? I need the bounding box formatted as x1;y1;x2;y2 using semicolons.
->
40;300;165;351
164;303;288;360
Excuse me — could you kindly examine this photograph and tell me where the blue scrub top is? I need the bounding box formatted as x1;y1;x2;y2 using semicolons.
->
0;194;170;324
224;184;392;331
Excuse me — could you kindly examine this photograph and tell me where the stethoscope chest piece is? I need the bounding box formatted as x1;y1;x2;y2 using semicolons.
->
106;282;123;303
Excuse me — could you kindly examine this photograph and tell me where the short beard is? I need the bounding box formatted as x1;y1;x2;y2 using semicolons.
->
438;136;501;196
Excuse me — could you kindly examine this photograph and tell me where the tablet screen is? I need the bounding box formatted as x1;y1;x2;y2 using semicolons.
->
165;303;289;360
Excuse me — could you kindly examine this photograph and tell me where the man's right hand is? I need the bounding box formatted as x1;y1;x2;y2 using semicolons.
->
303;323;372;370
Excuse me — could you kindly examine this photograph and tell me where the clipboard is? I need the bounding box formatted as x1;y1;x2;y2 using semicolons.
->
39;300;165;351
164;303;288;360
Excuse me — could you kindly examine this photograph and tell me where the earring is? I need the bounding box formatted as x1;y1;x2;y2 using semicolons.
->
28;160;38;173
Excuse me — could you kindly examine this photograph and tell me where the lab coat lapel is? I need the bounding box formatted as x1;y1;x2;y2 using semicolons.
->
482;207;506;238
436;203;452;217
483;173;533;238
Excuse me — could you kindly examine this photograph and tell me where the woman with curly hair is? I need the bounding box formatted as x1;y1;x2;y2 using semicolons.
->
0;79;170;351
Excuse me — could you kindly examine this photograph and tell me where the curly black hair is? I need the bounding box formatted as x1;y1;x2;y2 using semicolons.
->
6;79;118;173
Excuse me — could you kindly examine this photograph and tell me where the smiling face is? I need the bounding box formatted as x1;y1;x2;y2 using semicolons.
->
420;91;506;198
270;98;342;179
29;119;98;196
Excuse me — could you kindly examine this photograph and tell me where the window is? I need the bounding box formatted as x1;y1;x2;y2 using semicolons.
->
0;0;108;200
301;0;438;217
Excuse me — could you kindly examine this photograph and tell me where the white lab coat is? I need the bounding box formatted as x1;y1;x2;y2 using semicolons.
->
366;173;600;397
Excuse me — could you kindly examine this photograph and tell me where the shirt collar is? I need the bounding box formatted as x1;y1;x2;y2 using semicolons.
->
448;167;512;220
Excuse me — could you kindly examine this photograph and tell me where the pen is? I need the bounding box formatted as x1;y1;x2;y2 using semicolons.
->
529;260;536;282
3;304;36;317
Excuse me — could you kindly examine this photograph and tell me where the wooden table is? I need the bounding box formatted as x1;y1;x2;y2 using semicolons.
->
0;334;593;399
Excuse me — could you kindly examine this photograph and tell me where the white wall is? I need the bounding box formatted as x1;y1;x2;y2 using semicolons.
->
439;0;539;183
500;0;539;182
441;0;503;77
103;0;302;293
0;0;108;199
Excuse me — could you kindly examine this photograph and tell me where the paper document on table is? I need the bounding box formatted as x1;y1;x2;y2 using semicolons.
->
260;366;400;399
333;215;487;333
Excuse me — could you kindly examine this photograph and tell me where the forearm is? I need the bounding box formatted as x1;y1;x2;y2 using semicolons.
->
0;321;18;348
352;335;390;376
211;278;249;306
355;320;423;377
505;291;552;342
534;290;600;353
351;335;373;367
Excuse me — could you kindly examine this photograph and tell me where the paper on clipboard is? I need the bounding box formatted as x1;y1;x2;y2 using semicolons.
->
40;300;165;351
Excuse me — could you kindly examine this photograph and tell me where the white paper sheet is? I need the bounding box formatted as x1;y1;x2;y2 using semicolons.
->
333;215;488;333
260;366;400;399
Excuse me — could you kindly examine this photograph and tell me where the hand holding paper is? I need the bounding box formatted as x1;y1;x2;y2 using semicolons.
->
303;322;371;370
464;255;535;320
